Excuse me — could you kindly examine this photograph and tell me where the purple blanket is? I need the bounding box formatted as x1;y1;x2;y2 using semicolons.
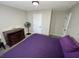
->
2;34;64;58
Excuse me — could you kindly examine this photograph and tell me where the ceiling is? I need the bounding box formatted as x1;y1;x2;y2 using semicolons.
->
0;1;78;11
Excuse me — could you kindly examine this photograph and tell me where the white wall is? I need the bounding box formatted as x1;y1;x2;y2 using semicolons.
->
42;10;51;35
49;10;66;36
67;3;79;42
0;5;27;44
26;10;51;35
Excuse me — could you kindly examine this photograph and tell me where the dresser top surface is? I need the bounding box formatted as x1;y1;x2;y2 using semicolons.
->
3;28;24;34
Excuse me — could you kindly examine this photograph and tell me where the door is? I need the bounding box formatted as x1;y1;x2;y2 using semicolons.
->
33;13;42;34
63;12;72;36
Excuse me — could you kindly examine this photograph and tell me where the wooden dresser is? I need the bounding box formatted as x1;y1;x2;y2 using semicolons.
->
3;28;25;47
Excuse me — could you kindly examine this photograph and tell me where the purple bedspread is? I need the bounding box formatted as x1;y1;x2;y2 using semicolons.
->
2;34;64;58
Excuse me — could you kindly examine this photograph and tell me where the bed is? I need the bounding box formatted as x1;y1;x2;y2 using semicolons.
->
1;33;79;58
1;33;64;58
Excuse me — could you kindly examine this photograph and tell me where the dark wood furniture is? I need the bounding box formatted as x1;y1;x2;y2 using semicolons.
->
3;28;25;47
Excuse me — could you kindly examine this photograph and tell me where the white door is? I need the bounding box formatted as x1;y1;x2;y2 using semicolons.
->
33;13;42;34
63;12;72;36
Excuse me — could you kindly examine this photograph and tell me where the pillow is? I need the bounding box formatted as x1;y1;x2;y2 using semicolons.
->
60;35;79;52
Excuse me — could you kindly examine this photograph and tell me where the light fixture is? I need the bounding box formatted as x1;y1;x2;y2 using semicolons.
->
32;1;39;6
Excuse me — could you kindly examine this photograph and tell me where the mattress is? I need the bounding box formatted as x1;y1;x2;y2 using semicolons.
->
2;33;64;58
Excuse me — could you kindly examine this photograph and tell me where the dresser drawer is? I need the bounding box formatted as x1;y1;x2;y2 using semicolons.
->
3;28;25;47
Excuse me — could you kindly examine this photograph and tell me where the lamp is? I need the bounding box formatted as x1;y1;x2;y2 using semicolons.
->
32;1;39;6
